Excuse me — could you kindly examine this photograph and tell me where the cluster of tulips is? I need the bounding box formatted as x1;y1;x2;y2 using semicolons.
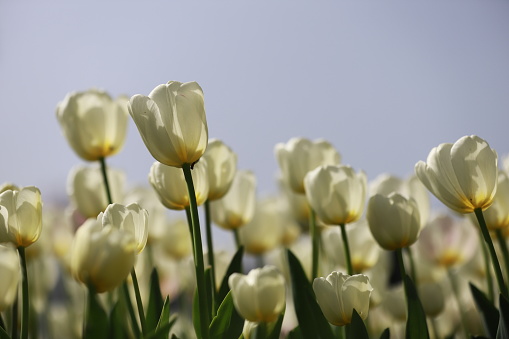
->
1;80;509;339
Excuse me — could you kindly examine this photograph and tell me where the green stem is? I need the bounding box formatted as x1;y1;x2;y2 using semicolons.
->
17;246;29;339
122;282;141;338
395;248;407;292
339;223;353;275
309;208;319;280
204;200;217;315
185;207;196;253
11;295;18;339
405;246;417;283
182;163;210;339
496;229;509;282
479;232;495;301
474;208;508;298
447;269;469;337
131;268;147;335
99;157;113;204
233;229;241;249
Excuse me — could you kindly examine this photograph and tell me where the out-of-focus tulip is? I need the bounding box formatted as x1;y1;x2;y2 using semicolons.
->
0;183;19;194
417;214;477;268
418;281;445;318
56;89;128;161
313;271;373;326
0;245;20;311
211;170;256;230
229;265;286;323
304;165;367;225
367;193;421;250
67;165;125;218
149;159;209;210
279;177;310;225
102;203;149;254
382;284;407;322
70;216;137;293
415;135;498;213
0;186;42;247
202;139;237;200
275;138;340;194
483;170;509;230
129;81;208;168
370;173;430;226
158;219;192;259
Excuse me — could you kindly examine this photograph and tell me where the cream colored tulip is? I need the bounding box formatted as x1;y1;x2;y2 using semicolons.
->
313;271;373;326
278;177;310;225
415;135;498;213
202;139;237;200
304;165;367;225
102;203;149;254
418;281;445;318
67;165;125;218
129;81;208;168
149;159;209;210
275;138;341;194
0;245;20;311
483;170;509;230
229;265;286;323
0;186;42;247
70;216;137;293
158;219;192;259
211;170;256;230
56;89;128;161
367;193;421;250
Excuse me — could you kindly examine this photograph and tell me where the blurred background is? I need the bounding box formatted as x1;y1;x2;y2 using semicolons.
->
1;1;508;205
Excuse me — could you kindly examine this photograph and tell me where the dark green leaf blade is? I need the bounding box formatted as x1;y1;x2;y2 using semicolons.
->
109;300;129;339
209;291;244;339
497;294;509;339
218;246;244;304
266;311;285;339
403;275;429;339
288;326;304;339
470;283;499;338
346;309;369;339
146;268;165;332
379;328;390;339
84;289;109;339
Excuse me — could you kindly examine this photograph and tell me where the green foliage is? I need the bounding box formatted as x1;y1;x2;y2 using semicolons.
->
146;268;165;332
403;275;429;339
217;246;244;304
109;300;129;339
497;294;509;339
470;283;499;338
209;291;244;339
346;309;369;339
379;328;390;339
84;288;109;339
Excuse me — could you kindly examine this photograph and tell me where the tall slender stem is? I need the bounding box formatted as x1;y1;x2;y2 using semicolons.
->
339;223;353;275
11;295;18;339
447;269;469;338
204;200;217;315
479;232;495;301
395;248;407;291
233;229;241;249
405;246;417;283
182;163;210;339
185;207;196;251
496;229;509;281
17;246;29;339
309;208;319;280
122;282;141;338
131;269;147;335
99;157;113;204
474;208;508;298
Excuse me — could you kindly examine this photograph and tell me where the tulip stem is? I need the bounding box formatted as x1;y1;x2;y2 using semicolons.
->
395;248;407;289
479;233;495;301
233;229;241;249
122;282;141;338
405;246;417;283
182;163;210;339
339;223;353;275
447;269;469;338
474;208;508;298
99;157;113;204
310;208;319;280
131;268;147;335
496;229;509;281
204;200;218;315
17;246;29;339
11;295;18;339
185;207;196;251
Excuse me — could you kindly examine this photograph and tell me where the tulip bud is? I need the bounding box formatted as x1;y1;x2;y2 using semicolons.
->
0;186;42;248
158;219;193;259
313;271;373;326
149;159;209;210
129;81;208;168
202;139;238;200
418;281;445;318
367;193;421;250
70;216;137;293
304;165;367;225
0;245;20;311
56;89;128;161
229;265;286;323
275;138;340;194
415;135;498;213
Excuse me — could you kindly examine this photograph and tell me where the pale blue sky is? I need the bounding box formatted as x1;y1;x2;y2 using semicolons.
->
1;1;508;204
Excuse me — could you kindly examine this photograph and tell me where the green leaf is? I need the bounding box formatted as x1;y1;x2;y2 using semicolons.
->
379;328;390;339
403;275;430;339
218;246;244;304
156;296;171;331
497;294;509;339
205;267;214;319
287;249;334;339
109;300;129;339
0;326;9;339
288;326;304;339
346;309;369;339
84;288;109;339
193;287;202;339
209;291;244;339
470;283;499;338
266;311;285;339
146;268;165;332
145;319;178;339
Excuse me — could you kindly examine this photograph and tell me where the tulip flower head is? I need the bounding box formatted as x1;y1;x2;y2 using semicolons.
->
202;139;238;200
313;271;373;326
482;170;509;230
56;89;129;161
415;135;498;213
0;245;20;311
129;81;208;168
228;265;286;323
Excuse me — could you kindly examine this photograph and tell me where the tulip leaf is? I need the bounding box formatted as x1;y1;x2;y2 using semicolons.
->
379;328;390;339
470;282;499;338
287;249;334;339
205;267;214;318
84;287;109;339
403;275;430;339
266;311;285;339
209;291;244;339
145;318;178;339
193;287;202;339
288;326;304;339
346;309;369;339
218;246;244;304
154;297;176;338
0;326;8;339
146;268;165;332
497;294;509;339
109;300;129;339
